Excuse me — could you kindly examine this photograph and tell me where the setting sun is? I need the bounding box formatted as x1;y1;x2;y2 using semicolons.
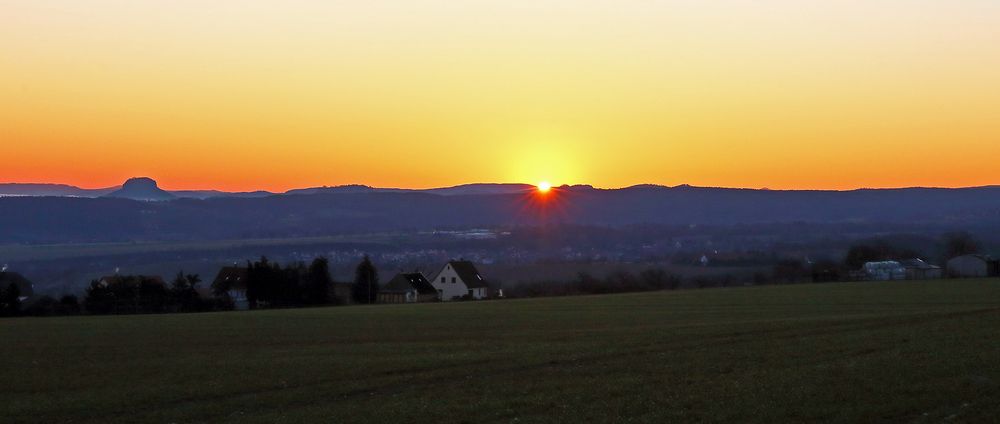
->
3;1;1000;422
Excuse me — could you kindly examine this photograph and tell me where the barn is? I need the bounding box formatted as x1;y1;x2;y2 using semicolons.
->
899;259;943;280
378;273;437;304
947;254;1000;278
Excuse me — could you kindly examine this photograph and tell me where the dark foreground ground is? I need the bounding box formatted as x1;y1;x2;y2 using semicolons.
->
3;279;1000;423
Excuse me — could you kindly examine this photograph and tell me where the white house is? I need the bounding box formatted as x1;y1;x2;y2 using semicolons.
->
430;261;489;301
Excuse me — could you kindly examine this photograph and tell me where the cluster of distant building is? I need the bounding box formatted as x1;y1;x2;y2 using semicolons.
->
5;254;1000;311
376;261;491;304
214;260;494;310
856;254;1000;281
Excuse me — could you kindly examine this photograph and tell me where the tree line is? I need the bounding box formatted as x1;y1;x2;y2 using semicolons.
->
2;231;991;317
505;233;992;298
222;256;336;309
1;255;383;317
212;255;380;309
774;232;986;283
83;273;222;315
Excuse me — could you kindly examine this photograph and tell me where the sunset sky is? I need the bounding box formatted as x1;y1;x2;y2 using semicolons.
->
2;0;998;192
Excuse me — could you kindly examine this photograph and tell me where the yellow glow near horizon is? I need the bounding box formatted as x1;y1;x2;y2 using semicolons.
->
2;1;1000;192
537;181;552;193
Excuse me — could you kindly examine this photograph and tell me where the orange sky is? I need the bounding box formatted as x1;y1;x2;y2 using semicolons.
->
2;0;999;192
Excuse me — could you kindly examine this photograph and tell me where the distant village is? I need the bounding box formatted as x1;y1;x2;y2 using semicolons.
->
0;258;499;316
2;240;999;317
852;255;998;281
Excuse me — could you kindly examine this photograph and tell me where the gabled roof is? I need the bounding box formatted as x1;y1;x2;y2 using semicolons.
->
213;267;248;290
899;259;941;269
448;261;488;288
382;272;437;295
0;272;33;298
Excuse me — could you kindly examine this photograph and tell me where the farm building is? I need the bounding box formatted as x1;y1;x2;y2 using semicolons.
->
0;271;34;302
211;267;249;310
377;272;438;304
947;254;1000;278
899;259;943;280
430;260;489;301
863;261;907;281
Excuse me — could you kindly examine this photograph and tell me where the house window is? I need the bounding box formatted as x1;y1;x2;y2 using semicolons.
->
441;277;445;283
452;277;456;284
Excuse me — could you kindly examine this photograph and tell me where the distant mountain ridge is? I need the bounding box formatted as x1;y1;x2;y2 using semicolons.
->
2;179;1000;243
0;179;277;200
1;179;550;200
5;177;997;200
0;183;117;198
286;183;539;196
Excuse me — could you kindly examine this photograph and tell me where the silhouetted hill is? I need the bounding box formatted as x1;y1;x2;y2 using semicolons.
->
2;185;1000;243
284;183;535;196
103;177;176;201
423;183;536;196
0;183;116;197
284;185;406;195
1;179;273;199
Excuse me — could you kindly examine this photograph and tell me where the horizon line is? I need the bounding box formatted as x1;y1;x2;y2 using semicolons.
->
1;178;999;194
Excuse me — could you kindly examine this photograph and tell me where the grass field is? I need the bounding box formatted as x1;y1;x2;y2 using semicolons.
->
3;280;1000;423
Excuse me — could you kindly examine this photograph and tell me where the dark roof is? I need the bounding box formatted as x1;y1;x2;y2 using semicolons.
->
951;254;997;263
382;273;436;295
448;261;488;288
0;272;33;298
212;267;248;290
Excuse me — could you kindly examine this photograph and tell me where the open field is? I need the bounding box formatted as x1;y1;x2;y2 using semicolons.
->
3;280;1000;423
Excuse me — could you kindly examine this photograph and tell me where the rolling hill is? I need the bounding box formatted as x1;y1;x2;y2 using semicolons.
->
1;182;1000;243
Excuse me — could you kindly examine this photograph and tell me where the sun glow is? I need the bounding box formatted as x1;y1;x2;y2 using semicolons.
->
2;2;999;191
537;181;552;193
